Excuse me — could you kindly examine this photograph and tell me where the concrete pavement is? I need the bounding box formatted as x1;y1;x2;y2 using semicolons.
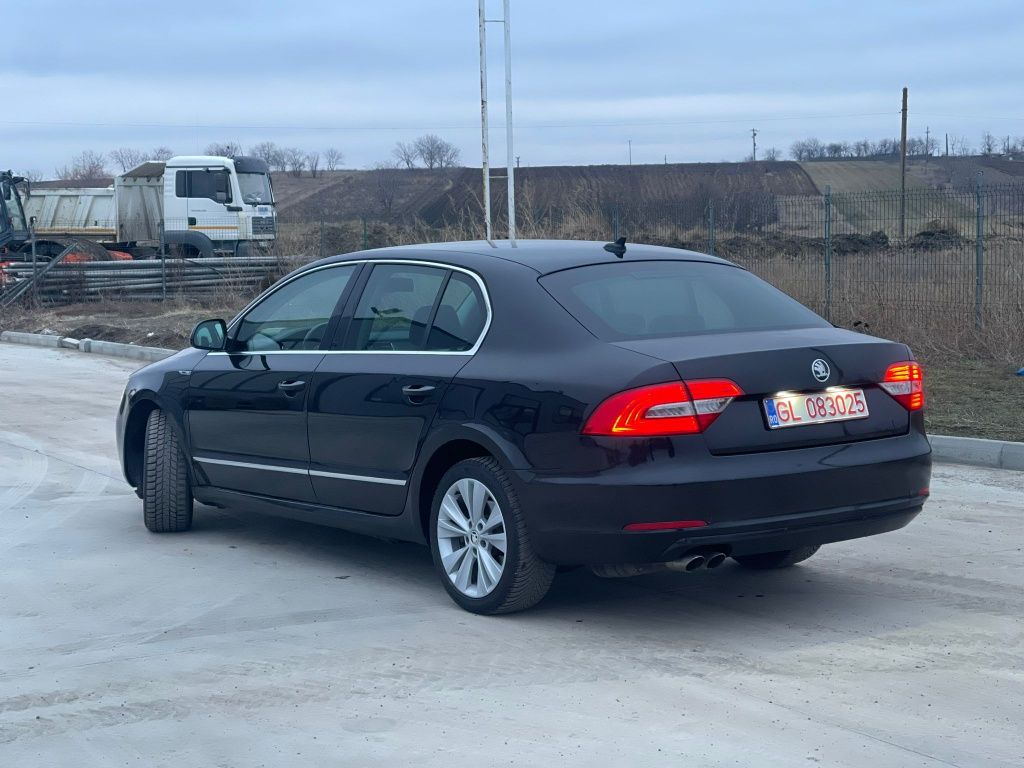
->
1;342;1022;767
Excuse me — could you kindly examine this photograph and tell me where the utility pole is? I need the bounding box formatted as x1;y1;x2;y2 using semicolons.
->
925;126;931;158
515;155;520;168
751;128;758;161
628;139;632;166
477;0;517;246
945;132;949;157
899;86;908;239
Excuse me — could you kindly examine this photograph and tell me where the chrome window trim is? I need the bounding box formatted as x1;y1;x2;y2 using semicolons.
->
194;456;407;487
210;258;493;357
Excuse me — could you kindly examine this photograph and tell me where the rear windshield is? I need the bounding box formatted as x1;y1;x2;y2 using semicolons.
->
540;260;828;341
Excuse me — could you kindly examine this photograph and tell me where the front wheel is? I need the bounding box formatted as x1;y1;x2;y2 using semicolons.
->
142;409;193;533
733;545;820;570
429;457;555;615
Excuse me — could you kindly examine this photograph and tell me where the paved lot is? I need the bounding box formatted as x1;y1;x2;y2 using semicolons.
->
1;342;1022;767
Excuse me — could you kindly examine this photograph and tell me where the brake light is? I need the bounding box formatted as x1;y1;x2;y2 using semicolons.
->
880;361;924;411
582;379;743;436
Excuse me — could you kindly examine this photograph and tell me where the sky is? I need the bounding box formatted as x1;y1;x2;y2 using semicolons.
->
3;0;1023;176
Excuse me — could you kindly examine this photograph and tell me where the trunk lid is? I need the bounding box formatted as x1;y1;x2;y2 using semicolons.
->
613;327;913;454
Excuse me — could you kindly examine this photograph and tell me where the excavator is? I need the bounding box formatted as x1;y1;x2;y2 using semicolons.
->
0;171;30;252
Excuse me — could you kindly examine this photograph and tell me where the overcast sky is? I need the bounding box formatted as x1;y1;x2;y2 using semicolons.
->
3;0;1022;176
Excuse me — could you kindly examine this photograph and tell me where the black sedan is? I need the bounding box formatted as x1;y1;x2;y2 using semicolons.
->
117;240;931;614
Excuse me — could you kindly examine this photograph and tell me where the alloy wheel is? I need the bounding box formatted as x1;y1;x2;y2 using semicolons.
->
435;478;507;598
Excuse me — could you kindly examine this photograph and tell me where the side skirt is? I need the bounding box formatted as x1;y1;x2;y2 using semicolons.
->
193;486;427;544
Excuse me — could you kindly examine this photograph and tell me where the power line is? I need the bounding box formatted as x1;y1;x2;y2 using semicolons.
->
0;111;899;134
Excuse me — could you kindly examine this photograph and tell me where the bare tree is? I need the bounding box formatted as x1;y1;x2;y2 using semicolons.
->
205;141;242;157
307;151;321;179
324;148;344;171
19;169;43;182
413;134;460;169
950;136;972;157
55;150;108;184
251;141;283;169
392;141;418;169
110;147;146;172
790;138;824;161
150;146;174;161
980;132;997;155
762;147;781;161
282;147;307;177
372;161;402;216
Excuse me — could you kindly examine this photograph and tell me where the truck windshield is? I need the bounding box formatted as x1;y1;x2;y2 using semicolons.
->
238;173;274;206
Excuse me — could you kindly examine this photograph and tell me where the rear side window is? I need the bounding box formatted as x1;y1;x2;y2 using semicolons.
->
345;264;447;351
425;273;487;351
540;261;828;341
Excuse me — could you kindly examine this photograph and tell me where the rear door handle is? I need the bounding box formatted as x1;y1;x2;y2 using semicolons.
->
402;383;436;403
278;380;307;394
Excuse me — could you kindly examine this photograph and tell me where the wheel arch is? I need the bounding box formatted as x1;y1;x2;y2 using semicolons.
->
122;393;191;490
411;425;526;541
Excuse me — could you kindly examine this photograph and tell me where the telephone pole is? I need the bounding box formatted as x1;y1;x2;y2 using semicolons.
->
899;86;908;239
751;128;758;161
925;126;931;158
628;139;632;166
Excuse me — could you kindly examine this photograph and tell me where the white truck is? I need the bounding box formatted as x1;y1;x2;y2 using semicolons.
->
19;155;277;258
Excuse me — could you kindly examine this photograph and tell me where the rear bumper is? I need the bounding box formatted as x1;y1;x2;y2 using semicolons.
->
513;432;931;565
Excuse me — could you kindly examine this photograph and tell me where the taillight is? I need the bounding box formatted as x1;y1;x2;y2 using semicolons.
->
880;361;924;411
582;379;743;436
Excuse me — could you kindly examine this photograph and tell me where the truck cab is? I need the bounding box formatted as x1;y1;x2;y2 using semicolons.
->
160;155;276;257
0;171;29;251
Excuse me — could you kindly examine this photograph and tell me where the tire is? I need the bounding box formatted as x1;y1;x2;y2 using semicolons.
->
142;409;193;533
429;457;555;615
733;545;820;570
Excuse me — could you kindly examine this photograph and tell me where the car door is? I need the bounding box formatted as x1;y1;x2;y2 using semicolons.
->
188;263;361;502
307;261;490;515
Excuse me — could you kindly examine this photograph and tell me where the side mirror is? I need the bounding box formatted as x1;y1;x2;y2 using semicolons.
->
190;318;227;351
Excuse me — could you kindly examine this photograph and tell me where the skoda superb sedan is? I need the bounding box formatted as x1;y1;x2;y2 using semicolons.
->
117;240;931;614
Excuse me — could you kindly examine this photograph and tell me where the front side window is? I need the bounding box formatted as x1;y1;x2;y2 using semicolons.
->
233;265;357;352
345;264;447;351
174;169;232;204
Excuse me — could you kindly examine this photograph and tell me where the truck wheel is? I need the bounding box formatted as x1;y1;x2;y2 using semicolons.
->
429;457;555;615
733;545;820;570
142;409;193;533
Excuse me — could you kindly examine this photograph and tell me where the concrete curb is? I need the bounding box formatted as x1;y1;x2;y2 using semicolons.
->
1;330;175;363
929;434;1024;472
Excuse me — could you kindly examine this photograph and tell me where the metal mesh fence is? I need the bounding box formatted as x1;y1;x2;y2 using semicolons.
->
3;185;1022;359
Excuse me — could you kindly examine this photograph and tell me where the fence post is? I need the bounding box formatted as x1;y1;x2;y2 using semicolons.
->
824;186;833;322
29;218;38;306
706;199;715;256
319;212;325;258
159;220;167;301
975;178;984;329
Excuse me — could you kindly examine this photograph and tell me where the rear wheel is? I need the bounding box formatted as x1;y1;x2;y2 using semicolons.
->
429;457;555;614
733;545;820;570
142;409;193;533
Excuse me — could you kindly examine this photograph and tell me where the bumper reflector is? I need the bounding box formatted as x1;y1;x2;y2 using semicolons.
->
623;520;708;532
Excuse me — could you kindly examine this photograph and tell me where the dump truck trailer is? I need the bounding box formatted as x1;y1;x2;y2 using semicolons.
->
15;155;277;259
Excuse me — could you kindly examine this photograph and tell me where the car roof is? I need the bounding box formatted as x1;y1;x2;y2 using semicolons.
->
313;239;734;276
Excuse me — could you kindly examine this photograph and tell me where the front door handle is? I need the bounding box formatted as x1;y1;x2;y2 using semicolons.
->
402;383;436;404
278;380;307;394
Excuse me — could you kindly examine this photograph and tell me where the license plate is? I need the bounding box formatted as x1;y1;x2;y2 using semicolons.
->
763;388;869;429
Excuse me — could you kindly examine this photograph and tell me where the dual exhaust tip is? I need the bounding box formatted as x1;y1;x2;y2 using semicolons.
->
592;551;728;579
